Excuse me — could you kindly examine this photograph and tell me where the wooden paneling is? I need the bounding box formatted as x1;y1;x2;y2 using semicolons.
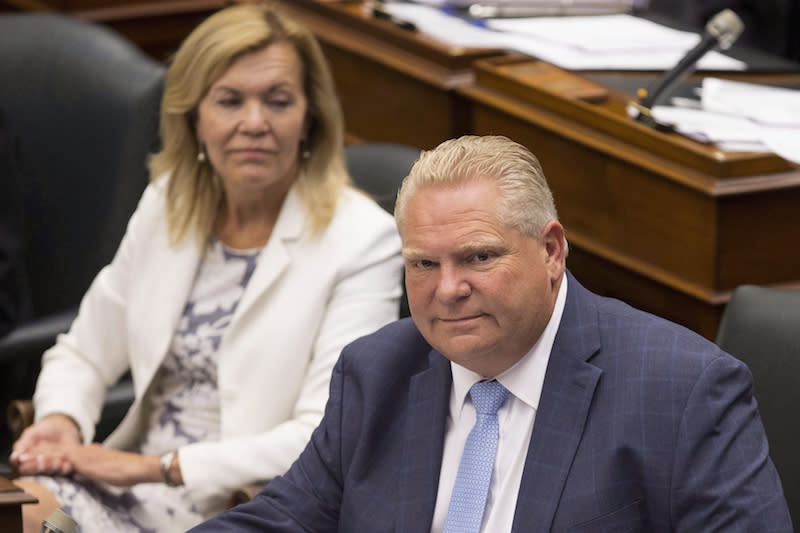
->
565;247;725;340
0;0;54;11
73;1;225;61
274;0;499;149
0;1;226;60
324;44;466;148
717;188;800;288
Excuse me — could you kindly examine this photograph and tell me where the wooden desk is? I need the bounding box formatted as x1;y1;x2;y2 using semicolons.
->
0;476;36;533
458;56;800;339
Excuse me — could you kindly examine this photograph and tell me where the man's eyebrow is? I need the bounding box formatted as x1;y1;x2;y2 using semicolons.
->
402;247;425;259
402;240;505;259
456;239;504;253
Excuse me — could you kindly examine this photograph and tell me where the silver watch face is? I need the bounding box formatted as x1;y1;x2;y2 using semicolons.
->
160;451;176;484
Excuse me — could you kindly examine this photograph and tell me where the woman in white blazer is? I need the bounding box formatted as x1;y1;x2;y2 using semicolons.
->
10;5;403;532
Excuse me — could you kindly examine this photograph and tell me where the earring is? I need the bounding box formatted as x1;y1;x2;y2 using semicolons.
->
300;140;311;160
197;140;206;163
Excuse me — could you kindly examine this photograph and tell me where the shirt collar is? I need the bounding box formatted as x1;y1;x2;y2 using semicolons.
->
450;274;568;418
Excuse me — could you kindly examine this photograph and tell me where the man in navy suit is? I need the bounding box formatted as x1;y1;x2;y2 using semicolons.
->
191;135;791;532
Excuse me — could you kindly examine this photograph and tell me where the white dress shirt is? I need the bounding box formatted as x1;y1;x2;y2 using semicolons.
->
431;275;568;533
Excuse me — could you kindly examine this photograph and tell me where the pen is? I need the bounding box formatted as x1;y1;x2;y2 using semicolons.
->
468;1;633;18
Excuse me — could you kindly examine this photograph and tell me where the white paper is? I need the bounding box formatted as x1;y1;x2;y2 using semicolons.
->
386;4;510;47
384;4;746;71
487;14;698;52
702;78;800;127
760;127;800;164
501;32;743;70
715;140;770;153
652;80;800;164
652;106;760;142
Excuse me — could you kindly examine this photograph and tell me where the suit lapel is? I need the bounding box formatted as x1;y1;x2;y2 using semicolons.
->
230;187;303;325
512;273;602;533
397;350;451;533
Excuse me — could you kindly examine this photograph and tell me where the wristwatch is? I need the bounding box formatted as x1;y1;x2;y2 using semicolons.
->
159;450;179;487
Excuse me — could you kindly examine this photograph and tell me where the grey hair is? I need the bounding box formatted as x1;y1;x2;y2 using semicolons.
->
395;135;562;242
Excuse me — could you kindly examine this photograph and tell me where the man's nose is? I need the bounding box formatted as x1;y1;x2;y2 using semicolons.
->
435;264;471;303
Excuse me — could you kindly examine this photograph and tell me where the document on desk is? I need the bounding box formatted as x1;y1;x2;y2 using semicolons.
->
383;4;510;47
409;0;634;8
383;4;746;71
652;78;800;164
487;14;696;52
701;78;800;127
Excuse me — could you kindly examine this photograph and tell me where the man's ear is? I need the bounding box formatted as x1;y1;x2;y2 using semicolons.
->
541;220;566;281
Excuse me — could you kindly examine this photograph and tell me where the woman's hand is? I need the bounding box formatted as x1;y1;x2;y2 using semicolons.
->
10;414;82;475
13;441;163;487
63;444;162;487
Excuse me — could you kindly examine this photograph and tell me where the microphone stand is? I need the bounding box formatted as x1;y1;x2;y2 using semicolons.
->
630;9;744;130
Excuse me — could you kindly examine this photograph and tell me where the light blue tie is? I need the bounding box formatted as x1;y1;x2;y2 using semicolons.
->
443;380;510;533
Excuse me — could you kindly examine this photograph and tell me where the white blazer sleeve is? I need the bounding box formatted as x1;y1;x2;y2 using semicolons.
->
32;185;161;443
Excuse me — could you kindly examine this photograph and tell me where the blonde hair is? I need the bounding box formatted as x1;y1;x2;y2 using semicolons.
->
395;135;561;240
149;2;349;245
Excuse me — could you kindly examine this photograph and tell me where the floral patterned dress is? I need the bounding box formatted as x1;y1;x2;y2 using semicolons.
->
34;239;260;532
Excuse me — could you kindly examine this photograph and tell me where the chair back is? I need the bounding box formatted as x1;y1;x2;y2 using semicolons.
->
345;142;419;215
345;142;419;318
0;13;164;317
716;285;800;527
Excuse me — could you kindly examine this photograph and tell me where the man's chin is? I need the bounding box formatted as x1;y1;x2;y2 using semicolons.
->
436;340;493;366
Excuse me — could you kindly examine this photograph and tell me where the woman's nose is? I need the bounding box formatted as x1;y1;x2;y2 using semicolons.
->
240;102;269;133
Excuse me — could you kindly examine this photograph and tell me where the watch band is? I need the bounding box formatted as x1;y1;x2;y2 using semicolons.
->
159;450;179;486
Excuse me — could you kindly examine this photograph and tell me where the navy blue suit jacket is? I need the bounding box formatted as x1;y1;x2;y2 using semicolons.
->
191;273;791;532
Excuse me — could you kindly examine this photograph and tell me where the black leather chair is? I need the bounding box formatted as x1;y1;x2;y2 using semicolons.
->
0;110;32;340
0;13;164;462
345;142;419;318
345;142;419;214
716;285;800;528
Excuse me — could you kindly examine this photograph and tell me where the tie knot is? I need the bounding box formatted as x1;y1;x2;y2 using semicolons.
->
469;380;509;416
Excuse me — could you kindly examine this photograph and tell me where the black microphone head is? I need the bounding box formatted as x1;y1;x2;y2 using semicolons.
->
705;9;744;50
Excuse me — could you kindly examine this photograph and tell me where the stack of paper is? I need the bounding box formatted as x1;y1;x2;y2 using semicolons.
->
651;78;800;164
382;3;746;71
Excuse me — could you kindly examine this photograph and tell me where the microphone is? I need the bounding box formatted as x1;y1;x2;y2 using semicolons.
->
41;509;77;533
631;9;744;128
